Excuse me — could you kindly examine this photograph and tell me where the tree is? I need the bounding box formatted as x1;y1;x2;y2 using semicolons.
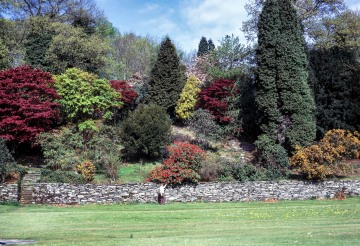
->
24;16;53;71
255;0;316;151
45;22;110;75
54;68;121;123
309;47;360;138
108;33;158;80
312;10;360;49
0;38;10;70
145;37;185;116
0;66;60;144
120;103;171;159
175;75;201;120
197;36;215;57
242;0;345;42
209;34;249;80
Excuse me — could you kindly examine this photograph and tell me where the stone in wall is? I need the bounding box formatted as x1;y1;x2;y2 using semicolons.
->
0;184;18;202
27;180;360;205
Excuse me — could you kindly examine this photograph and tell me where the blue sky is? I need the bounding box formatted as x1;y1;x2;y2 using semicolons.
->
95;0;360;52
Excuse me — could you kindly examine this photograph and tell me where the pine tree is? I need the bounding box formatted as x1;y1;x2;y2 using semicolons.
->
208;39;215;51
255;0;316;150
197;36;209;57
145;37;185;116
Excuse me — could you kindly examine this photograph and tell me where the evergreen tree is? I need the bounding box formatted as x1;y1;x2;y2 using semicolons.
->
197;36;209;57
25;17;53;71
145;37;185;116
255;0;316;151
175;75;201;120
208;39;215;51
309;47;360;138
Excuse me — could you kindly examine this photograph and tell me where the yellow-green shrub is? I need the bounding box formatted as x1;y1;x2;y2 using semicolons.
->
77;160;96;182
290;129;360;180
175;75;201;120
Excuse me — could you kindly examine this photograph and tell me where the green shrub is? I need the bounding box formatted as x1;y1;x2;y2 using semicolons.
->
187;109;222;140
38;128;83;171
0;138;16;183
40;169;85;184
120;103;171;159
200;152;225;181
254;135;289;180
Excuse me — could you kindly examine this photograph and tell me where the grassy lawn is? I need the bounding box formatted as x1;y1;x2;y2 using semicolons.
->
94;162;160;184
1;198;360;245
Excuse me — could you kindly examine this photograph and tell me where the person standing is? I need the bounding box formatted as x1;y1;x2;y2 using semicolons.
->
158;183;167;205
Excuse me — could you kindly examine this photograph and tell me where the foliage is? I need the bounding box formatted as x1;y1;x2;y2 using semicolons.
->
145;37;186;116
242;0;345;42
108;33;158;80
86;125;123;181
175;75;201;120
200;152;225;181
255;134;289;180
45;22;110;75
147;142;205;184
197;36;214;57
166;142;206;172
309;47;360;138
290;129;360;180
77;160;96;182
0;66;60;144
24;16;53;71
222;162;268;182
40;169;85;184
0;38;10;70
54;68;122;123
186;54;214;86
38;128;84;171
197;79;236;124
209;34;249;80
120;103;171;159
312;10;360;49
110;80;138;123
255;0;316;151
0;138;16;183
187;109;222;140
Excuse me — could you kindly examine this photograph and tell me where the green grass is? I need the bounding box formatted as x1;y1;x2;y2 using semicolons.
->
94;162;160;184
1;198;360;245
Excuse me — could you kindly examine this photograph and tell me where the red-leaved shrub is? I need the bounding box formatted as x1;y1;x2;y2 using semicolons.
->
0;66;60;144
110;80;138;106
147;142;206;184
197;79;236;123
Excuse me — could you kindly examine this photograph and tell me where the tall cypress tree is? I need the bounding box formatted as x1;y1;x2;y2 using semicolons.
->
145;37;185;116
255;0;316;150
197;36;209;57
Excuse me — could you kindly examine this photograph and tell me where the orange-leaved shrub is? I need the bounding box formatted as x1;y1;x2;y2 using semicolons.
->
77;160;96;182
290;129;360;180
147;142;206;184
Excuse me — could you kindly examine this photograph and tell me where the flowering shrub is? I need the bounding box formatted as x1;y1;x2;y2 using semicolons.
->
77;160;96;182
290;129;360;180
147;142;206;184
167;142;206;172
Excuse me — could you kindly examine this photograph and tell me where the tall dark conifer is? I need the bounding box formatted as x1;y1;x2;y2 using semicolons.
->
255;0;316;150
197;36;209;57
145;37;185;116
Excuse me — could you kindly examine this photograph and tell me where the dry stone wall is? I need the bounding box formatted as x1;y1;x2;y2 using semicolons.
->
1;180;360;204
0;184;18;202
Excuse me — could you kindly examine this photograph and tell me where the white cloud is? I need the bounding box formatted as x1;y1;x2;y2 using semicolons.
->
349;3;360;10
178;0;248;51
138;3;161;14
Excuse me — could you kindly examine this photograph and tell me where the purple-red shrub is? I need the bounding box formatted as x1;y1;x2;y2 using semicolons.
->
0;66;60;144
197;79;236;123
110;80;138;106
